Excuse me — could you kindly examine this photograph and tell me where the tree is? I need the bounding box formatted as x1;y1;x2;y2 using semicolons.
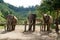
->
52;0;60;33
37;0;54;16
1;9;10;18
0;0;4;3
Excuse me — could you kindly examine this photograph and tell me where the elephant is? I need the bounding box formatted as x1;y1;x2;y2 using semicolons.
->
28;14;36;32
6;14;17;31
42;14;53;32
6;14;13;31
54;18;59;33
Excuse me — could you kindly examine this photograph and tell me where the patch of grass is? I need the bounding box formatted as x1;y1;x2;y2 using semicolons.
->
0;26;4;29
51;24;56;29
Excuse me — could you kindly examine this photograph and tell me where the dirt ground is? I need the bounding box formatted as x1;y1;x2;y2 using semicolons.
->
0;25;60;40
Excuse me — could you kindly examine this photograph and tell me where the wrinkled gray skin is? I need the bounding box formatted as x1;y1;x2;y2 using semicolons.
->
28;14;36;32
6;15;17;31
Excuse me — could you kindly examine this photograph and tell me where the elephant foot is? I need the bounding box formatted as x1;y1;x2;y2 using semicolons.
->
7;30;11;32
32;30;35;32
28;30;32;32
12;29;15;31
32;31;35;32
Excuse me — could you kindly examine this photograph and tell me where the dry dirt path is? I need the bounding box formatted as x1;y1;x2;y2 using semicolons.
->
0;25;60;40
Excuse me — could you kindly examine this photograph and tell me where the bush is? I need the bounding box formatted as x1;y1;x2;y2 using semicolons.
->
51;24;56;29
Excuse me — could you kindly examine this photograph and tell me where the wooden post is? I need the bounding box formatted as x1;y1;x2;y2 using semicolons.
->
24;20;27;32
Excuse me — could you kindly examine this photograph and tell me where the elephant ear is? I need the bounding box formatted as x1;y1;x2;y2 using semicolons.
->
13;16;18;23
14;16;17;20
49;15;53;23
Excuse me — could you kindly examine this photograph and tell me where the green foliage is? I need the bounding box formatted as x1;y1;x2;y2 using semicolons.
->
8;5;36;19
37;0;60;18
37;0;54;13
0;2;15;23
52;0;60;10
0;11;6;22
51;24;55;29
0;0;4;3
0;26;4;29
0;3;15;18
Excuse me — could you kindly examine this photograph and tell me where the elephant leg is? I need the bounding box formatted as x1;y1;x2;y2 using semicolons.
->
32;20;35;32
8;25;12;31
7;26;9;31
55;24;59;33
44;23;46;31
13;25;15;30
47;23;50;31
28;24;32;31
33;24;35;32
12;25;14;31
12;25;15;31
28;20;32;31
7;24;10;31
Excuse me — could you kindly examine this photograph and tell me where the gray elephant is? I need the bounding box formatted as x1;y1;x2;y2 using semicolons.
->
43;14;53;32
6;14;17;31
28;14;36;32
